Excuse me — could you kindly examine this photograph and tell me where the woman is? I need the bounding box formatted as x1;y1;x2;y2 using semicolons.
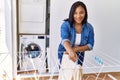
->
58;1;94;67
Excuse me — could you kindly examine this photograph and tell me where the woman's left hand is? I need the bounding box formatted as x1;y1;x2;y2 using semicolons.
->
72;46;79;52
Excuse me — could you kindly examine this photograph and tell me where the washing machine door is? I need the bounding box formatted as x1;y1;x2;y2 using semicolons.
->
25;43;41;58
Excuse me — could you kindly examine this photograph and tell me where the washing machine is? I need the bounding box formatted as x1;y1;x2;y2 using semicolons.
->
18;35;46;73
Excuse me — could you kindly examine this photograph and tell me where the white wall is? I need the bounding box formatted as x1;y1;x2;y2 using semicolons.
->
49;0;120;73
4;0;13;79
5;0;12;54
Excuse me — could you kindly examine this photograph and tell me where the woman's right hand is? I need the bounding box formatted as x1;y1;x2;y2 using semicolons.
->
63;41;78;62
68;51;78;62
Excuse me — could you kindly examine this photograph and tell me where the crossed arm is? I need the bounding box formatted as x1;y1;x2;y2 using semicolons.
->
63;41;90;62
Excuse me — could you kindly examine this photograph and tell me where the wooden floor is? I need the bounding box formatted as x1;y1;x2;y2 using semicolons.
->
83;72;120;80
13;72;120;80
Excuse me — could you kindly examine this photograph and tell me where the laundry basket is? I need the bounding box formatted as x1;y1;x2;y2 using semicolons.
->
58;54;83;80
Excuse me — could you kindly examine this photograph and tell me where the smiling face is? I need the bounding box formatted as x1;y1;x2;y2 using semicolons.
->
74;6;85;25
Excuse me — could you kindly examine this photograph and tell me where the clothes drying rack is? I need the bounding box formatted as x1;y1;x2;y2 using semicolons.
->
0;49;120;80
